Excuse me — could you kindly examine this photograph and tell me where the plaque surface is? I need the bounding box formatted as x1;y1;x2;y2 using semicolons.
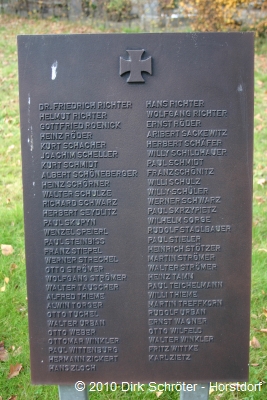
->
18;33;253;384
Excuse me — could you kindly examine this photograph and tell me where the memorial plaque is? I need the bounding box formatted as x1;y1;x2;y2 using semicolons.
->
18;33;253;384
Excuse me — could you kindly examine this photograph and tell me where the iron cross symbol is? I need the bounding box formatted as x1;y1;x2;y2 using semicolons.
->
120;50;152;83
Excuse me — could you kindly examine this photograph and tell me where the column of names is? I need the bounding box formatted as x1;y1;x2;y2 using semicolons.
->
39;100;133;373
146;99;231;362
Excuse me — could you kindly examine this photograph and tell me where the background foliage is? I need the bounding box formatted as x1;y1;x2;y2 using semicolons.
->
1;0;267;36
182;0;267;36
0;10;267;400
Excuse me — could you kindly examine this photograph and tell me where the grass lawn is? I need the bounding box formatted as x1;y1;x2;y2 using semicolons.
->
0;14;267;400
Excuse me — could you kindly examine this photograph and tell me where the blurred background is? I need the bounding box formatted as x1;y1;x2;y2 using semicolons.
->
1;1;267;400
0;0;267;35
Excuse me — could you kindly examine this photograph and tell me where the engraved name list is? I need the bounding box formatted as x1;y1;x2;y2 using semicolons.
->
18;33;253;384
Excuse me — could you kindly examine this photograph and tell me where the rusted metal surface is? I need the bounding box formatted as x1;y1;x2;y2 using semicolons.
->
18;33;253;384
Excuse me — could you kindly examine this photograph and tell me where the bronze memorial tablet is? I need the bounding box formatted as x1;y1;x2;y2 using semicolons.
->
18;33;253;384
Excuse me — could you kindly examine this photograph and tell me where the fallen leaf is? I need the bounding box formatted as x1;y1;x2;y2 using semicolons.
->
0;285;6;292
255;196;266;204
8;396;17;400
0;341;8;361
257;178;267;186
256;164;264;170
255;113;263;120
8;363;23;379
263;308;267;318
13;346;22;356
156;392;163;398
4;277;9;284
251;363;259;367
10;264;18;271
7;144;15;153
1;245;14;256
259;329;267;333
256;124;263;132
259;248;267;253
250;336;261;348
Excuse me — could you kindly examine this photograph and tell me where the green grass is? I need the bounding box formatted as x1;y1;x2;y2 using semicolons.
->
0;14;267;400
